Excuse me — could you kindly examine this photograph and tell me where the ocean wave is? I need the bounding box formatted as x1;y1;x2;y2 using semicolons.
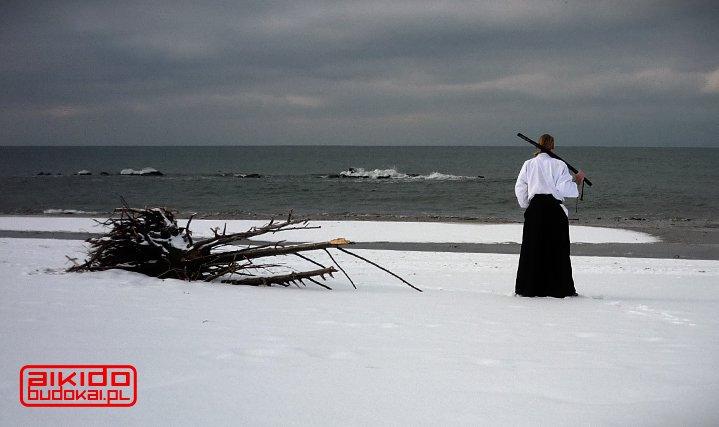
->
43;209;96;215
334;167;482;181
120;167;163;176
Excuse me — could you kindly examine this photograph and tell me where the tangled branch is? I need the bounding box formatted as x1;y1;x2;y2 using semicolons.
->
69;206;421;292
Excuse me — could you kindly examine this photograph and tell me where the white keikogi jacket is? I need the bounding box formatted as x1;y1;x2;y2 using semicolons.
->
514;153;580;217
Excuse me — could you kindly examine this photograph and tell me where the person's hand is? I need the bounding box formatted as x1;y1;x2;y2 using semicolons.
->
575;170;586;185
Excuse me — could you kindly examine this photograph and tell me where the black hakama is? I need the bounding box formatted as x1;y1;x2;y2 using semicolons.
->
515;194;576;298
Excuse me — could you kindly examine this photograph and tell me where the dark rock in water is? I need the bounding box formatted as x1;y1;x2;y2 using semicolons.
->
407;173;421;177
477;175;485;178
100;171;110;176
234;173;262;178
37;172;50;176
376;175;391;179
76;170;92;175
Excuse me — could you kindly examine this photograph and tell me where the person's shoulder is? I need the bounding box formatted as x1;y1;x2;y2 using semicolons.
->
550;156;568;169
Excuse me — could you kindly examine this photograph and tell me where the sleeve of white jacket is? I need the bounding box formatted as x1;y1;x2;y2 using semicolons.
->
556;162;579;198
515;162;529;208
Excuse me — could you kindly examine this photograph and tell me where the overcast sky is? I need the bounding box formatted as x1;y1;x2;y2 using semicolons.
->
1;1;718;146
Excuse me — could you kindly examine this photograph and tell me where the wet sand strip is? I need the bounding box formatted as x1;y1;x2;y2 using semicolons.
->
1;230;717;260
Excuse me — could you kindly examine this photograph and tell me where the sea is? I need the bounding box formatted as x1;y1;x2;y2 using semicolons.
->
1;146;717;224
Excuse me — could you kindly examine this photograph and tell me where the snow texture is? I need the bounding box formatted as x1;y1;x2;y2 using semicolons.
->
1;237;717;425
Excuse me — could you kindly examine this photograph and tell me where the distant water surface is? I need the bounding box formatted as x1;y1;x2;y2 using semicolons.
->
0;146;716;224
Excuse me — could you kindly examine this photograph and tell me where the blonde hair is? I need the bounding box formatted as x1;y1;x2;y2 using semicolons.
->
534;133;555;156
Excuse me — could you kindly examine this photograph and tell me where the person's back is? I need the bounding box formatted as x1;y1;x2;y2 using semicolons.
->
515;153;578;217
514;134;584;298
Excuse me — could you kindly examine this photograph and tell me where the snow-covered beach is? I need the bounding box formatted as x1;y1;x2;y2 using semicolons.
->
4;0;719;424
1;218;718;425
0;216;660;244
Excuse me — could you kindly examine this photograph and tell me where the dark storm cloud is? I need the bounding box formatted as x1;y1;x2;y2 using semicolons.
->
1;0;718;145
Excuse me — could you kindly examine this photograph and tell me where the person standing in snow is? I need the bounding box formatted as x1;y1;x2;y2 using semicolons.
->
514;133;585;297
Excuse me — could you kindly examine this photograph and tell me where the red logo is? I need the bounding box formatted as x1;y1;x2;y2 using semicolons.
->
20;365;137;407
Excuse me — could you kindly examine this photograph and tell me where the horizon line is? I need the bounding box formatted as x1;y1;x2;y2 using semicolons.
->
1;144;717;148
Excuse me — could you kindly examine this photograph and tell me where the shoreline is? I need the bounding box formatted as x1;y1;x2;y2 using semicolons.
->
1;212;716;241
1;210;716;226
0;214;716;260
1;230;717;260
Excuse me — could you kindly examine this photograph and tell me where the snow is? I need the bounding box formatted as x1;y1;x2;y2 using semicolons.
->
0;217;659;244
1;237;717;425
168;234;190;250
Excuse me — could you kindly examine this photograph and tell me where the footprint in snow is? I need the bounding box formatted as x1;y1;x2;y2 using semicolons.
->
474;359;501;366
328;351;358;360
215;352;238;360
242;348;281;358
574;332;597;339
626;304;695;326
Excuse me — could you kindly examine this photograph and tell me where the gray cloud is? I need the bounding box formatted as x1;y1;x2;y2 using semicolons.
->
1;0;718;146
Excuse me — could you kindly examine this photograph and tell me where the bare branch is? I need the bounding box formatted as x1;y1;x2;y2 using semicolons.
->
324;248;356;289
222;267;337;287
337;248;422;292
69;206;418;293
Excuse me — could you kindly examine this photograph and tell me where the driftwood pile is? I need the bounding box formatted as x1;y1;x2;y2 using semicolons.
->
68;206;421;291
